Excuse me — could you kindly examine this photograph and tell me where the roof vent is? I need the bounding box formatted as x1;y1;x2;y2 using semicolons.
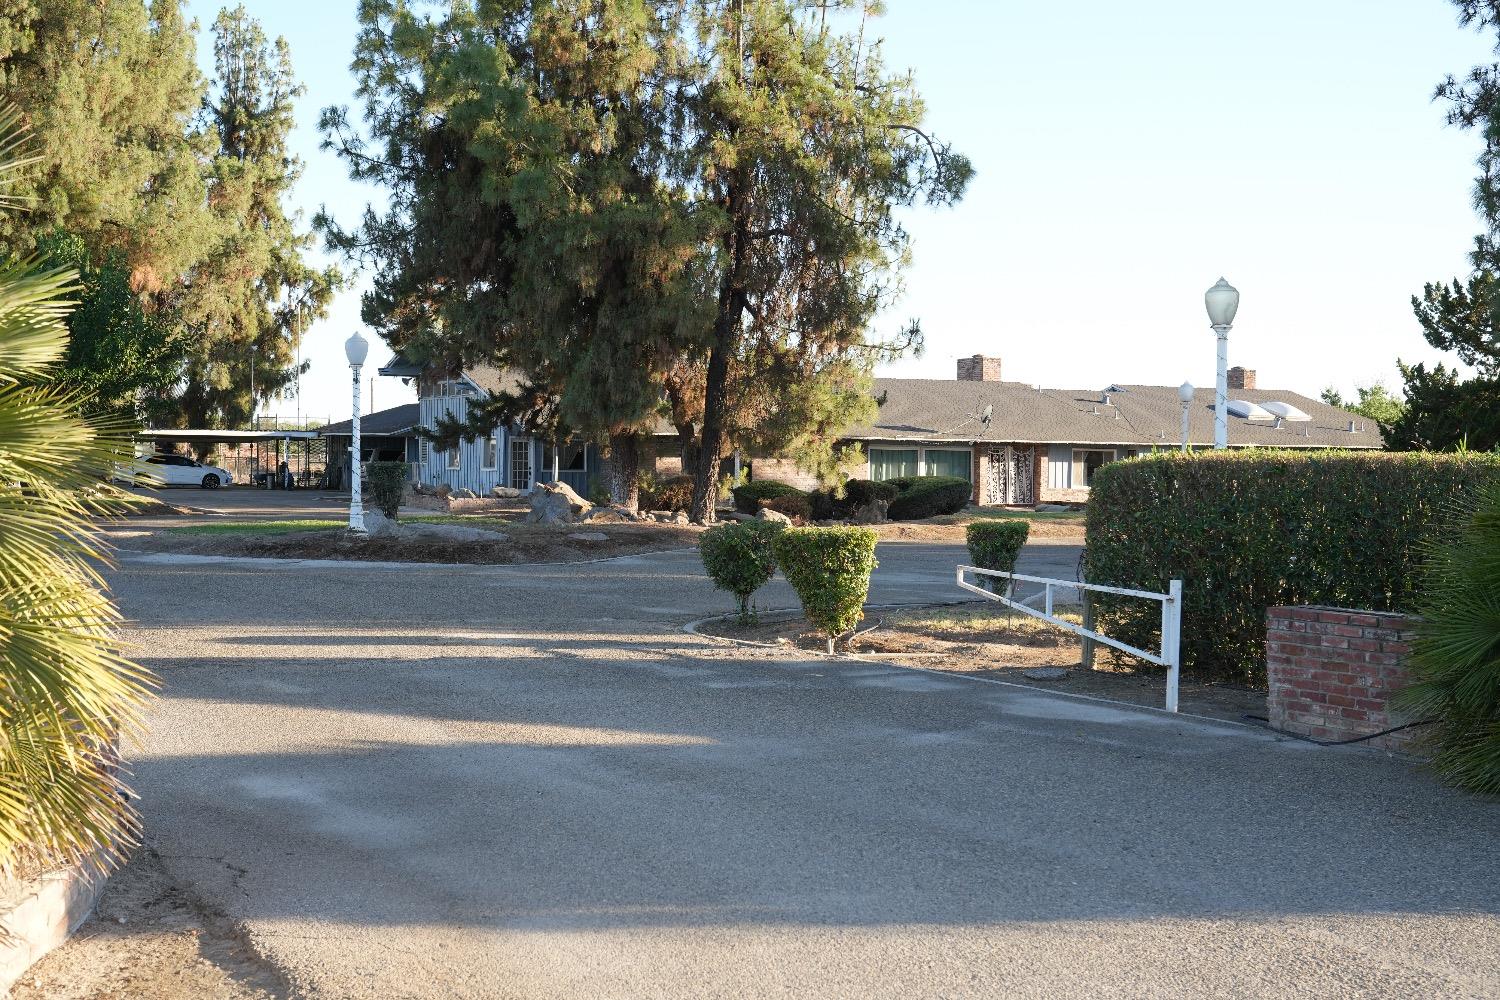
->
1261;401;1311;422
1227;399;1274;421
1101;391;1112;406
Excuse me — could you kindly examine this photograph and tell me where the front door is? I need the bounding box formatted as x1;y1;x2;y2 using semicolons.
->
509;438;533;491
986;446;1036;505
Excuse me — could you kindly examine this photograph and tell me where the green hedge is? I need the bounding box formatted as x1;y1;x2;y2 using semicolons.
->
699;520;783;620
364;462;410;519
774;526;879;651
760;493;812;521
808;478;899;520
966;520;1030;591
733;480;806;514
886;475;972;521
1083;450;1500;684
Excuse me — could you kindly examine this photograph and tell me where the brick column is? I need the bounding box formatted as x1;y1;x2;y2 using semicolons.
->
1265;606;1416;750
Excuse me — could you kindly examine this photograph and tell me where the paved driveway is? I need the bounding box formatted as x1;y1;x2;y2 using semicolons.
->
110;542;1500;999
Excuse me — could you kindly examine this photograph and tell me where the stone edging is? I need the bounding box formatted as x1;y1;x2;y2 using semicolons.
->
0;866;105;992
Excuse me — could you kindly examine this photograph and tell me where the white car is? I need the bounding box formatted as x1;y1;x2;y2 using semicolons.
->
123;454;234;489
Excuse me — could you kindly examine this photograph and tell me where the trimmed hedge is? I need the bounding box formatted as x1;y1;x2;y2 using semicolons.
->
699;520;783;620
1083;450;1500;685
759;493;812;521
774;526;879;652
733;479;806;514
364;462;410;519
966;520;1030;592
808;478;899;520
642;474;694;512
886;475;972;521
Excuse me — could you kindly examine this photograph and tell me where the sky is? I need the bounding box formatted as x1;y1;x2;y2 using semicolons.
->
182;0;1499;422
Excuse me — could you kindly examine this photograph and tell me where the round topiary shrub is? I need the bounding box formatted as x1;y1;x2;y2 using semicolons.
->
886;476;972;520
364;461;410;519
966;519;1030;592
699;520;783;620
732;479;807;515
773;526;879;653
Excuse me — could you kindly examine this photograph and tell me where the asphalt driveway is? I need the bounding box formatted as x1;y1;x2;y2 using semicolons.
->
107;542;1500;999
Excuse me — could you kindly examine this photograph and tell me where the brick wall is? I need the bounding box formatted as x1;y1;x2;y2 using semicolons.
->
956;354;1003;382
1265;606;1416;750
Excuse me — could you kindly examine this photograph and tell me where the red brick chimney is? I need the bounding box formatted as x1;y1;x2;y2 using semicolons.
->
1228;366;1256;390
956;355;1002;382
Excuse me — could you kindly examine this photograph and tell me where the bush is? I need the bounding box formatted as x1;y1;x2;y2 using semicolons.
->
586;475;612;506
365;461;410;519
886;476;972;520
1395;481;1500;793
966;520;1030;591
773;526;879;652
733;479;806;515
1083;450;1500;685
759;493;812;521
700;520;783;620
642;474;695;512
808;478;899;520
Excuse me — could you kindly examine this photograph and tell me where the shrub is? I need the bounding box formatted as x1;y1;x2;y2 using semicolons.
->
886;476;972;520
586;475;612;506
1395;481;1500;793
1083;450;1500;685
699;520;783;620
759;493;812;521
966;520;1030;592
774;526;879;652
365;461;410;519
808;478;899;520
733;479;806;515
642;474;695;512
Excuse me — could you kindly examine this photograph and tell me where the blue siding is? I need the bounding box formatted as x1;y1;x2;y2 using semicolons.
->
415;389;598;495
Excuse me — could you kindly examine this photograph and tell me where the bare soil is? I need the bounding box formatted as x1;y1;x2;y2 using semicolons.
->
123;521;703;565
865;517;1084;543
11;849;290;1000
699;603;1264;723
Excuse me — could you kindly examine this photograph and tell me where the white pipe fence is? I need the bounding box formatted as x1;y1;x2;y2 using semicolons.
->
955;566;1184;712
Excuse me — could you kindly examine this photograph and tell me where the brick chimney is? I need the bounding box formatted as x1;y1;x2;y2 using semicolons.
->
1227;366;1256;390
956;354;1002;382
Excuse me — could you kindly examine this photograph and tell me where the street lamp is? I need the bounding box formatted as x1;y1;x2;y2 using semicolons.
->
1178;381;1195;452
345;331;369;533
1204;277;1240;450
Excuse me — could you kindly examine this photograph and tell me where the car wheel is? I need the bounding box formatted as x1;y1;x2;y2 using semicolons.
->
201;473;221;490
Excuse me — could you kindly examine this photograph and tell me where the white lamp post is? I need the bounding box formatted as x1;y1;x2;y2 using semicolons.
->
1178;382;1195;452
345;331;369;533
1204;278;1240;450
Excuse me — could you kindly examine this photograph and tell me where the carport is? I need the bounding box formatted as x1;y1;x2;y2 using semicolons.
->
138;428;324;488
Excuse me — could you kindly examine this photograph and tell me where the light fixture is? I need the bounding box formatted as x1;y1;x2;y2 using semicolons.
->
344;330;369;368
1203;278;1239;450
1204;278;1240;329
345;332;369;533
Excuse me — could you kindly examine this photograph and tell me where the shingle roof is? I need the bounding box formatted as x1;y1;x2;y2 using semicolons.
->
849;379;1384;449
318;403;420;438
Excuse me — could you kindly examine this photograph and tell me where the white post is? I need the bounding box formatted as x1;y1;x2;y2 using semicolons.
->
1213;326;1230;450
349;364;366;533
1163;578;1183;713
1180;402;1191;453
552;436;561;483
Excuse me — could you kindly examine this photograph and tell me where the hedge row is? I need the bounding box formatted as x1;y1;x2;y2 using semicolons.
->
1082;450;1500;685
886;475;971;520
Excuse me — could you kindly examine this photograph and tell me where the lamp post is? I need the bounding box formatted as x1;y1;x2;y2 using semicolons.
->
345;331;369;533
1204;278;1240;450
1178;382;1195;452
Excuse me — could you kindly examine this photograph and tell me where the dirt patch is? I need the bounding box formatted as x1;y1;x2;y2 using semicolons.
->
865;518;1083;542
11;848;290;1000
698;603;1264;723
124;520;702;565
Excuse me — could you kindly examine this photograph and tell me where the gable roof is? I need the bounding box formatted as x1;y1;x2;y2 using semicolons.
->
850;379;1384;450
318;403;420;438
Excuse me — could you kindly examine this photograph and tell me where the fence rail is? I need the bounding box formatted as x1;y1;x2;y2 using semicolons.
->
955;565;1184;712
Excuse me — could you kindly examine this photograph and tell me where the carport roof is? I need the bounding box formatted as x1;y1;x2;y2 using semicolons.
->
318;402;420;437
139;428;320;443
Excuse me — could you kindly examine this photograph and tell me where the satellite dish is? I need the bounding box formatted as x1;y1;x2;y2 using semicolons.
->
981;404;993;428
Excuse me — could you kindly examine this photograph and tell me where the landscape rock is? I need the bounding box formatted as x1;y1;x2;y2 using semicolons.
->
405;523;507;544
362;510;402;538
413;481;452;498
587;505;646;523
489;485;522;499
1035;503;1071;512
758;508;793;525
526;481;594;524
672;512;690;525
567;531;610;542
450;488;479;500
851;499;889;525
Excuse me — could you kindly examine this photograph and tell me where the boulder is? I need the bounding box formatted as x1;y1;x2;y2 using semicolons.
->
450;488;479;500
851;498;890;525
526;481;594;524
405;523;507;544
567;531;610;542
587;504;646;523
758;507;793;525
362;510;402;538
413;481;452;498
672;512;690;525
489;485;523;499
1036;503;1072;512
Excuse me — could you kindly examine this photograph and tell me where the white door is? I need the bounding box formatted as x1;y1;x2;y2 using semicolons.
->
509;438;533;491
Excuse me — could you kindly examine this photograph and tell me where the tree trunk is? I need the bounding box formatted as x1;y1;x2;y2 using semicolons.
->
676;423;700;476
607;431;640;511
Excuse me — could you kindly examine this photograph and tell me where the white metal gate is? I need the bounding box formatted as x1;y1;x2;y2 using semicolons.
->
985;446;1035;506
956;565;1184;712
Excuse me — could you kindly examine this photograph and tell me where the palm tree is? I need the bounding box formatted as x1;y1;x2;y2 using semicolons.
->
0;105;154;875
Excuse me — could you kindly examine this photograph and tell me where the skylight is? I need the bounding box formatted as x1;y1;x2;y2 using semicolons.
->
1227;399;1274;421
1260;401;1311;422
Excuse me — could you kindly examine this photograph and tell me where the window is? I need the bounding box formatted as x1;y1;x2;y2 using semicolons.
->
419;438;430;467
510;439;533;490
446;447;461;471
1071;449;1116;488
869;448;919;481
922;449;971;481
482;435;498;470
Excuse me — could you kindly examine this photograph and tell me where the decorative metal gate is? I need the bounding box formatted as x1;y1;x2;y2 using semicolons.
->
986;446;1036;506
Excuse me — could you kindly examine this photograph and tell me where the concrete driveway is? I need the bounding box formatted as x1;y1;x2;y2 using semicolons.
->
110;542;1500;999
